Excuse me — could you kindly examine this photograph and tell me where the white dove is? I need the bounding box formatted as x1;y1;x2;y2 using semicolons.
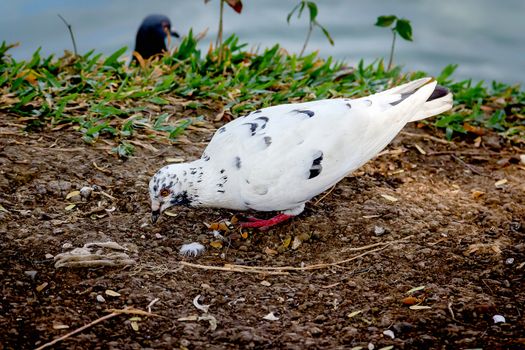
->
149;78;452;228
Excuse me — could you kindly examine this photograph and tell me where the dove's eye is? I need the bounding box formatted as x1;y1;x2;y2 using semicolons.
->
159;188;170;197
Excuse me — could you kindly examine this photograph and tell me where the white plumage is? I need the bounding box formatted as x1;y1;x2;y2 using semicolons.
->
149;78;453;227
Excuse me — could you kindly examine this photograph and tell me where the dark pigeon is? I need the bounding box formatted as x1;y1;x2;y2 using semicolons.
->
134;14;179;60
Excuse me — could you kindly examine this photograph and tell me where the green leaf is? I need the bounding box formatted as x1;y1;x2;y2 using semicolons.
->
317;23;335;46
306;1;318;22
287;2;302;23
103;47;127;67
395;19;413;41
375;15;397;27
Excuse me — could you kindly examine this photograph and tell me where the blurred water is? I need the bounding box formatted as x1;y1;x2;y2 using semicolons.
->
1;0;523;84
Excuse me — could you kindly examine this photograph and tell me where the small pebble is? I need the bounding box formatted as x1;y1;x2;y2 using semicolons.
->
155;233;163;239
374;226;386;236
96;295;106;303
493;315;506;324
79;186;93;199
62;242;73;249
383;329;395;339
24;270;37;279
45;253;54;259
368;343;375;350
505;258;514;265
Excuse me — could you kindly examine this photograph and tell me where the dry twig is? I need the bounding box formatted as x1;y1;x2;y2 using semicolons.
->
34;307;161;350
180;236;412;274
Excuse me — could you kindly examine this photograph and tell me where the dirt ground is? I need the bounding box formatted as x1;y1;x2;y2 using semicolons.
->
1;111;524;350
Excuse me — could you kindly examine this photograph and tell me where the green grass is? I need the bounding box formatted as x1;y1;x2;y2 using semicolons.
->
0;32;523;157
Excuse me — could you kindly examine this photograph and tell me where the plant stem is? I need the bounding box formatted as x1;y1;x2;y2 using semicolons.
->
57;14;78;56
299;23;313;57
387;30;396;71
217;0;224;62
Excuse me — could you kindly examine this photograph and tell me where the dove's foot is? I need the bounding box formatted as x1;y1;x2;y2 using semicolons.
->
239;214;292;229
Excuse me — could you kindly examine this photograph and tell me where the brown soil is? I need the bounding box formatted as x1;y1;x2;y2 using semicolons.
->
1;112;524;350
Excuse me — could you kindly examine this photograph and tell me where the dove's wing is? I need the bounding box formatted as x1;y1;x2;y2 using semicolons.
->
203;78;451;211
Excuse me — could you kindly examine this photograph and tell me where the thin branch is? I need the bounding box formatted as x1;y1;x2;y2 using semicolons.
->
299;23;313;57
57;14;78;56
387;30;396;71
180;235;413;274
34;311;119;350
34;307;162;350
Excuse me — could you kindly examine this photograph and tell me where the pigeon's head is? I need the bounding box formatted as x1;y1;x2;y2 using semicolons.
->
149;164;191;223
135;14;180;59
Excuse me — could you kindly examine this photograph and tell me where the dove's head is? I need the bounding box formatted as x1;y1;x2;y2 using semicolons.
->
149;164;193;223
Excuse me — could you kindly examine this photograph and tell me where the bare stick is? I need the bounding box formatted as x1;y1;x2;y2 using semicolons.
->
181;235;412;273
34;311;119;350
34;307;161;350
57;14;78;56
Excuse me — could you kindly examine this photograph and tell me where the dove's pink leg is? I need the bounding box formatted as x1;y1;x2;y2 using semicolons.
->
239;214;293;229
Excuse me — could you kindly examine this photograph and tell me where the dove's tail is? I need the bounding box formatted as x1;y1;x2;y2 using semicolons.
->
376;77;453;122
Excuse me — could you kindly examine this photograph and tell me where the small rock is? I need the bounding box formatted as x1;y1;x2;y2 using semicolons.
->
155;233;163;239
309;326;323;336
79;186;93;199
314;314;327;323
374;226;386;236
368;343;375;350
24;270;37;279
45;253;54;259
96;295;106;303
383;329;395;339
506;258;514;265
62;242;73;249
260;280;271;287
493;315;505;324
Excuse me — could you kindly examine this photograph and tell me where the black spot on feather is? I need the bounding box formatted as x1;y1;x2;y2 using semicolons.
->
346;103;352;109
263;136;272;147
255;116;269;129
218;127;226;133
235;156;241;169
308;151;323;179
293;109;315;118
243;122;258;136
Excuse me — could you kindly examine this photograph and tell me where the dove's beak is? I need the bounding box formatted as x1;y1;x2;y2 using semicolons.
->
151;210;160;224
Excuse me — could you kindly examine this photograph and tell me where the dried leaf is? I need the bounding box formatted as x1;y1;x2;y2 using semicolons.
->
65;190;80;199
130;321;139;331
225;0;243;14
347;310;363;318
409;305;432;310
264;247;278;256
210;241;223;249
52;324;70;330
463;123;485;136
282;236;292;249
406;285;425;294
260;280;271;287
0;204;8;212
291;236;302;250
494;179;508;187
64;204;76;211
402;296;419;305
471;190;485;199
380;194;398;202
36;282;48;292
105;289;121;297
164;211;177;217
